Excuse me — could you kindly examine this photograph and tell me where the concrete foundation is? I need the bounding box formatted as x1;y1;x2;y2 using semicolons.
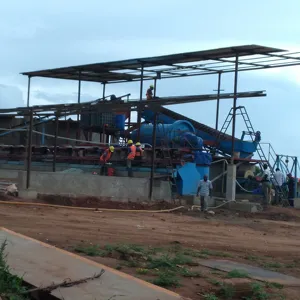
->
293;198;300;208
17;171;171;202
226;164;236;201
18;189;38;199
215;199;262;212
193;195;216;207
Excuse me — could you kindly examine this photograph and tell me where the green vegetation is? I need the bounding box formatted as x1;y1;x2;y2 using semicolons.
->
249;282;270;300
0;241;29;300
151;271;179;288
245;255;260;262
74;244;108;257
179;268;202;278
265;282;284;289
200;249;232;258
219;283;236;299
136;268;148;275
203;293;219;300
263;262;282;270
227;269;249;278
147;254;197;270
207;278;222;286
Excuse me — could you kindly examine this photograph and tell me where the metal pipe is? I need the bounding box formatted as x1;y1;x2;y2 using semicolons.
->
154;78;157;97
77;72;82;144
41;124;45;145
102;82;106;99
149;112;157;200
26;109;33;189
295;157;298;198
26;76;31;107
231;55;239;164
215;72;222;130
137;64;144;141
53;114;59;172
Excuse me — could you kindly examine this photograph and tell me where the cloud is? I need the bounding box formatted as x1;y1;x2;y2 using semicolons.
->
0;85;24;108
33;90;95;104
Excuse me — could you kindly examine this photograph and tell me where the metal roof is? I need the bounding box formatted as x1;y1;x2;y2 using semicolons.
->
21;44;300;84
0;90;266;116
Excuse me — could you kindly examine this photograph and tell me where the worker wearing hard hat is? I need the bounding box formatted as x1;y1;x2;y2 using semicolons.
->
99;146;114;175
127;140;136;177
146;85;154;100
135;142;144;161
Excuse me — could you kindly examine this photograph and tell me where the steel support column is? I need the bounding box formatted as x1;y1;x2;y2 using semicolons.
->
154;78;157;97
137;64;144;141
76;72;81;144
149;112;157;200
26;76;31;107
26;109;33;189
53;114;59;172
215;72;222;130
102;82;106;99
295;157;298;198
231;55;239;164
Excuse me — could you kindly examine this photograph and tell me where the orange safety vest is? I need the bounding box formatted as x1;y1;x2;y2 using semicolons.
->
127;145;136;160
100;149;112;163
135;146;143;157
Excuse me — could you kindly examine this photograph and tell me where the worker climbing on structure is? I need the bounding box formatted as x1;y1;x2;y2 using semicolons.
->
135;142;143;161
99;146;114;175
127;140;136;177
146;84;154;100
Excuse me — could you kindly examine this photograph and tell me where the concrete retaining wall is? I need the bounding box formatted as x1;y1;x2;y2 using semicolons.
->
17;171;171;202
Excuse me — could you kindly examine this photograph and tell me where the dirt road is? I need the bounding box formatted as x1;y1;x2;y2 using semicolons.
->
0;203;300;299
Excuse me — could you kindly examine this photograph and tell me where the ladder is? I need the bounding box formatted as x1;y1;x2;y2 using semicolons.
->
236;106;288;203
160;138;178;202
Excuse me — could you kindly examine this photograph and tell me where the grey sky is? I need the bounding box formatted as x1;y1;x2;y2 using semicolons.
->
0;0;300;157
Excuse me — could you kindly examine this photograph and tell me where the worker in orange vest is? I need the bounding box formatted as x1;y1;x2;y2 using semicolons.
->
135;142;143;161
99;146;114;175
146;85;154;100
127;140;136;177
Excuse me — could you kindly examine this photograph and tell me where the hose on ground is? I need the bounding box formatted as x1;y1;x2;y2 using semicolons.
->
0;200;185;213
191;199;236;211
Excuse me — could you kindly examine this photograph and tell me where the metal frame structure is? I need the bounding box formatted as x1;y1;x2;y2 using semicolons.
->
2;44;300;198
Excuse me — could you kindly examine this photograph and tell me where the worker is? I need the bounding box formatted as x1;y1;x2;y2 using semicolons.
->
273;168;285;205
196;175;213;212
99;146;114;175
287;173;295;207
146;85;154;100
260;164;271;209
127;140;136;177
135;142;143;161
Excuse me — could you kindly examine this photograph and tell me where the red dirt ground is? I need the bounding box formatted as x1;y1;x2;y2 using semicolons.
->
0;201;300;299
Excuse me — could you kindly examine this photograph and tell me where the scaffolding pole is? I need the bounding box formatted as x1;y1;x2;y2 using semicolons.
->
231;55;239;164
26;109;33;189
149;112;157;200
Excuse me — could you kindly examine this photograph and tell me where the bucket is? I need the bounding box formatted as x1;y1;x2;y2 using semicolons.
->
107;167;115;176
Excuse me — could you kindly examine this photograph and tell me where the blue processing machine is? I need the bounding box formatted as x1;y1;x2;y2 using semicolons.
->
122;105;259;195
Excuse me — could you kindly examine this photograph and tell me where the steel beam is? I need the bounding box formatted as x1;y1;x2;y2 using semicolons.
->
149;112;157;200
26;109;33;189
137;64;144;141
231;55;239;164
52;115;59;172
26;76;31;107
215;72;222;130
